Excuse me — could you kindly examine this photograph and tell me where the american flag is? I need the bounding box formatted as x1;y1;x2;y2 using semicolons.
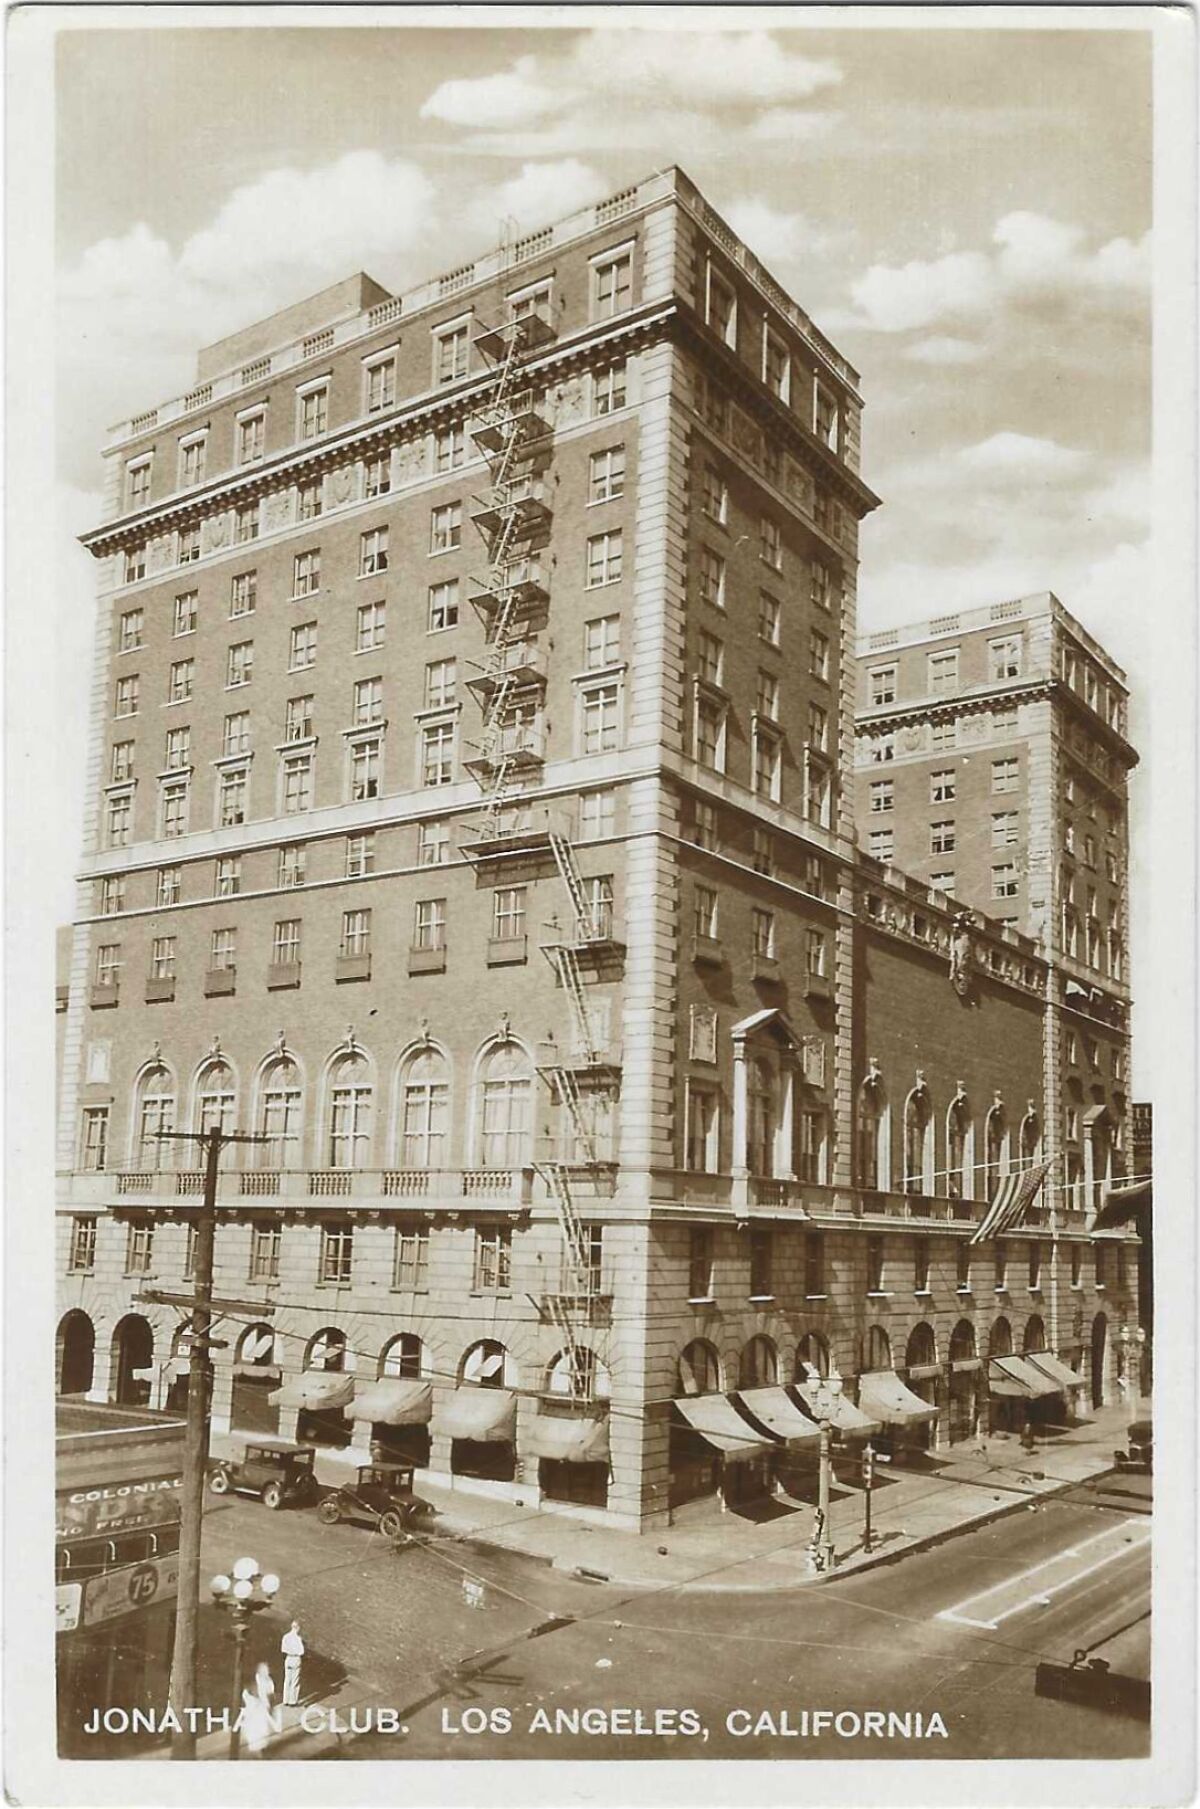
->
969;1160;1050;1247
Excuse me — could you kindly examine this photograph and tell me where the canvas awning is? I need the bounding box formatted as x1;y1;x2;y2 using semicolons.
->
793;1379;881;1437
1093;1180;1151;1230
735;1387;822;1447
1025;1352;1088;1391
348;1378;433;1426
432;1387;516;1443
269;1371;355;1412
858;1370;939;1428
988;1356;1061;1399
950;1357;983;1374
673;1393;772;1462
525;1412;610;1463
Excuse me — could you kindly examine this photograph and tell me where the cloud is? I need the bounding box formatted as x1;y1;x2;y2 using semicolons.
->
724;196;830;265
418;55;558;128
747;108;841;143
851;250;993;334
485;159;608;233
903;335;986;366
958;432;1091;479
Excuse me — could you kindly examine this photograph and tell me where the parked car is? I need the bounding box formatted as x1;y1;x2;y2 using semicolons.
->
1114;1419;1152;1474
208;1441;318;1509
315;1463;432;1541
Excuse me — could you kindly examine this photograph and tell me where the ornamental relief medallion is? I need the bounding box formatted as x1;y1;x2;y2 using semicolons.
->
202;512;229;553
146;535;174;575
325;463;357;508
785;459;815;513
551;376;588;429
900;726;925;752
392;440;427;486
261;489;294;533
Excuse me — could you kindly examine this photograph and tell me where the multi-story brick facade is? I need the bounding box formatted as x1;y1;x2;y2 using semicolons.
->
56;167;1137;1533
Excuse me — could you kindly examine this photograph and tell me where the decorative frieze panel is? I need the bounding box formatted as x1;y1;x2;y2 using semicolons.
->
201;512;231;555
146;535;174;576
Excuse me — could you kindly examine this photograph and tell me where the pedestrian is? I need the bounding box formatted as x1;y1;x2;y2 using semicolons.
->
281;1621;305;1706
241;1664;276;1757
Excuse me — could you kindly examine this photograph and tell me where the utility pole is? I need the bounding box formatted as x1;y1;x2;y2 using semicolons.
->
138;1124;271;1760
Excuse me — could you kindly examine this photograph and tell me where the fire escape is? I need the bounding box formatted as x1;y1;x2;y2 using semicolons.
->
462;305;619;1400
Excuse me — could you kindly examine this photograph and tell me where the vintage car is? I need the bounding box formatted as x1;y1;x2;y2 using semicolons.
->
1114;1418;1153;1474
207;1441;319;1509
315;1463;432;1541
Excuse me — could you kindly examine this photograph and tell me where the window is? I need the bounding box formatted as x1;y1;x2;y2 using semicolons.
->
328;1052;372;1169
178;434;207;488
928;650;959;695
805;929;827;979
298;382;329;441
578;789;615;842
435;425;465;472
259;1056;302;1169
349;738;380;801
365;354;396;414
992;757;1019;794
357;600;386;652
758;591;781;646
215;855;241;897
752;908;776;958
593;362;626;416
699;547;726;609
118;607;144;652
428;579;459;632
353;675;383;726
435;323;469;385
320;1224;354;1284
869;733;894;766
702;463;728;525
697;631;724;688
687;1224;715;1295
752;827;775;876
814;382;839;449
752;725;781;800
161;780;189;839
226;641;253;688
492;887;526;942
218;768;247;827
110;742;134;784
694;885;719;941
575;619;620;680
177;525;201;566
692;799;718;851
764;328;790;400
168;659;193;704
586;530;623;588
869;665;896;706
914;1237;931;1292
580;681;620;755
930;769;956;803
95;943;121;988
866;1234;885;1293
421;720;455;787
393;1228;431;1291
100;874;125;914
414;897;446;950
760;515;783;570
593;250;632;318
293;549;320;599
249;1222;281;1282
930;820;956;855
992;863;1019;898
229;571;256;618
989;635;1022;681
123;545;147;584
234;501;259;545
282;753;313;814
81;1108;109;1173
870;779;893;814
126;458;152;508
805;1232;825;1296
105;793;132;849
995;1245;1009;1290
418;820;449;866
808;702;829;752
364;454;391;499
1070;1243;1082;1288
992;811;1020;847
237;410;265;466
695;696;725;771
126;1220;155;1276
289;621;317;671
276;842;305;886
272;919;301;965
755;669;780;721
930;871;955;895
589;445;626;504
706;268;736;345
1028;1241;1042;1290
285;695;314;744
355;526;388;577
150;935;176;980
868;827;894;861
209;926;236;972
297;480;322;522
749;1227;773;1299
810;561;833;612
993;705;1018;736
809;629;830;683
475;1226;513;1291
478;1039;533;1168
69;1216;98;1272
805;757;832;828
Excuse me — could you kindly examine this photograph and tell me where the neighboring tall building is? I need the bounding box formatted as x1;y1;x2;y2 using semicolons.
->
56;167;1137;1535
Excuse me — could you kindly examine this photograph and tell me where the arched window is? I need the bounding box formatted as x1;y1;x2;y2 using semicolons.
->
946;1095;970;1200
259;1055;302;1169
906;1322;937;1370
478;1041;532;1168
748;1059;776;1177
1023;1315;1047;1354
865;1325;892;1371
400;1048;450;1171
984;1104;1008;1196
328;1051;372;1170
236;1323;277;1366
380;1333;424;1379
135;1064;175;1170
1020;1110;1040;1165
738;1335;779;1388
678;1339;721;1396
857;1076;887;1191
196;1060;236;1137
306;1327;349;1371
546;1347;611;1401
903;1087;933;1197
461;1338;512;1388
988;1317;1013;1358
949;1319;976;1364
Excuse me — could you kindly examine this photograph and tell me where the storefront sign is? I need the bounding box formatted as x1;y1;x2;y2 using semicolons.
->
82;1554;179;1628
56;1582;83;1633
55;1473;183;1541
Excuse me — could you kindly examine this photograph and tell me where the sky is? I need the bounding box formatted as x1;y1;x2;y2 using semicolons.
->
52;15;1155;938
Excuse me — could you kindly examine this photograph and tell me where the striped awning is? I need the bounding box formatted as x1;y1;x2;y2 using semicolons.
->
858;1370;939;1428
988;1356;1061;1399
735;1387;822;1447
269;1371;355;1412
793;1378;881;1437
349;1379;433;1426
673;1393;771;1462
1025;1352;1088;1391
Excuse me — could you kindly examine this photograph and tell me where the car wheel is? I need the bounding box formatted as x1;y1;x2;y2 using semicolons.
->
261;1481;284;1510
317;1496;341;1525
208;1469;231;1495
378;1510;404;1539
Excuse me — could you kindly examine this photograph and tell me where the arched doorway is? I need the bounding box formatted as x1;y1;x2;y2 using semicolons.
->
948;1319;979;1444
864;1324;892;1371
112;1314;154;1406
1091;1313;1108;1408
231;1323;280;1437
57;1311;95;1396
795;1332;830;1380
671;1340;724;1511
297;1327;354;1450
451;1340;517;1482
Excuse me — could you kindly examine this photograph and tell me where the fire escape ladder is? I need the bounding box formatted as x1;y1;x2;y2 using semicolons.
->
548;832;596;941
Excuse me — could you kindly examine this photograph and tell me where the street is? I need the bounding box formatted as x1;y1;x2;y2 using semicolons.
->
193;1470;1150;1762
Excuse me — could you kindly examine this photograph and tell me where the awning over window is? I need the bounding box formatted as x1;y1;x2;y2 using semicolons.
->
858;1370;939;1427
349;1379;433;1426
525;1412;610;1463
1093;1180;1151;1230
793;1379;881;1437
432;1387;516;1443
950;1357;983;1374
988;1355;1061;1399
269;1371;355;1412
736;1387;822;1447
673;1393;772;1461
1025;1352;1088;1391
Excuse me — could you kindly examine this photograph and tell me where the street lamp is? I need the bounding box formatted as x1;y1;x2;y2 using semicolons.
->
209;1557;280;1759
807;1368;843;1575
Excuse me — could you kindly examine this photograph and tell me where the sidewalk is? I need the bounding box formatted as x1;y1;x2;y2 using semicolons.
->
412;1403;1145;1595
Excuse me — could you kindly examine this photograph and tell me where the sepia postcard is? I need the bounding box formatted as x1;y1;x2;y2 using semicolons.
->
4;5;1196;1805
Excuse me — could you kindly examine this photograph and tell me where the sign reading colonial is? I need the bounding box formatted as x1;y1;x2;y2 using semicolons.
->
55;1473;183;1541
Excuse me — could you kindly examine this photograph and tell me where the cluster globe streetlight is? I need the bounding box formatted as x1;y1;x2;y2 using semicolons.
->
209;1557;280;1758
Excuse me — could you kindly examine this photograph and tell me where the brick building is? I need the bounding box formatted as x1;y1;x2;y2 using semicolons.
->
56;166;1138;1533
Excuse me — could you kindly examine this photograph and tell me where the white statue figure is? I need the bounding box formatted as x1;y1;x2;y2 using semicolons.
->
281;1621;305;1706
